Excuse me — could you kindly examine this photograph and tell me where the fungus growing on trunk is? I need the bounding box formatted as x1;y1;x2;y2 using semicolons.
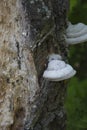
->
48;53;62;62
43;54;76;81
65;22;87;44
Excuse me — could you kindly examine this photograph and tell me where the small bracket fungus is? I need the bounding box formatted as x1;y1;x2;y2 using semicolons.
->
48;53;62;62
43;54;76;81
66;22;86;34
65;22;87;44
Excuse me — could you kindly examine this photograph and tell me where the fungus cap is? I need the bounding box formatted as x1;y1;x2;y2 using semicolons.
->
48;54;62;62
43;60;76;81
66;27;87;38
65;22;87;44
66;22;85;34
65;33;87;44
47;60;66;70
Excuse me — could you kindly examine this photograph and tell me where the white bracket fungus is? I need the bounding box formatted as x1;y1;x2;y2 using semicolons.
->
65;22;87;44
48;53;62;62
43;54;76;81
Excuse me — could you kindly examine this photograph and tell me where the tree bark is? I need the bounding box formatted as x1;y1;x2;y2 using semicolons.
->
0;0;69;130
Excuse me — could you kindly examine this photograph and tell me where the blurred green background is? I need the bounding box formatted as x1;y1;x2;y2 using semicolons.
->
65;0;87;130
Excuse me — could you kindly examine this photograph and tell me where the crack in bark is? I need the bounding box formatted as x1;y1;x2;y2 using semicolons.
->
16;41;21;69
51;0;69;61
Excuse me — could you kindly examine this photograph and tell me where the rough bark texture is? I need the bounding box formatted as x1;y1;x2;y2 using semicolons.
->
0;0;69;130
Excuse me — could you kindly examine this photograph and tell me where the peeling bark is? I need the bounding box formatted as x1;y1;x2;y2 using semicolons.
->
0;0;69;130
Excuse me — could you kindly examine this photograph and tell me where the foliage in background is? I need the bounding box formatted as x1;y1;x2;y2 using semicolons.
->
69;0;78;12
65;0;87;130
66;78;87;130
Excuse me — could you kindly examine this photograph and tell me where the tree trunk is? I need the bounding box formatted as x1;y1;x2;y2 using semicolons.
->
0;0;69;130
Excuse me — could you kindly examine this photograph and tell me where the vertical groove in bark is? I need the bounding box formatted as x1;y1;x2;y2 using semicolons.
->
51;0;69;61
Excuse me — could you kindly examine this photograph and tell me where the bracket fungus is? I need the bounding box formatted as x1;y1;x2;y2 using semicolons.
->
43;54;76;81
65;22;87;44
48;53;62;62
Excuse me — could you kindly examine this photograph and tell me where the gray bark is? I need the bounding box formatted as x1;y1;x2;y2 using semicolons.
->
0;0;69;130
